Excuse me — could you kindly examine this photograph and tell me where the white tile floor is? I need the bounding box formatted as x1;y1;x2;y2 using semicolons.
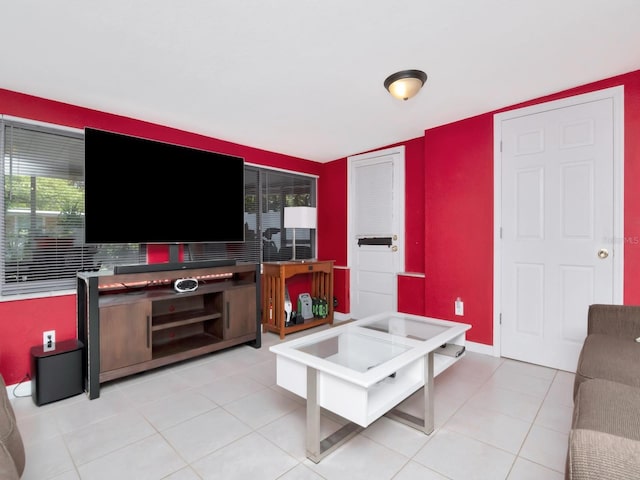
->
10;325;573;480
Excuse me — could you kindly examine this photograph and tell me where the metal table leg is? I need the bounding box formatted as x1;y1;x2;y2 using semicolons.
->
385;351;435;434
306;366;362;463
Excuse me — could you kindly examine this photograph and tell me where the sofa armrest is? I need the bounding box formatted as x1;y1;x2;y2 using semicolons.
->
567;429;640;480
0;448;20;480
587;304;640;338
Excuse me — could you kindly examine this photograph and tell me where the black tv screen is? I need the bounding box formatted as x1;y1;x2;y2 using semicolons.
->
84;128;245;244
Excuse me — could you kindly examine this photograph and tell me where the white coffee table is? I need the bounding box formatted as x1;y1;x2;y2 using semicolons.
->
269;312;471;462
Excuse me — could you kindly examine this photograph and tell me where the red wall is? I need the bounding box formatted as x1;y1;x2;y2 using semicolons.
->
0;89;323;385
0;295;78;384
2;69;640;384
403;137;426;274
397;275;425;315
316;157;349;312
424;115;494;344
422;69;640;346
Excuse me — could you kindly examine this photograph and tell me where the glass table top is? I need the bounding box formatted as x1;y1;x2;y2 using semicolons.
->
295;331;411;373
360;316;450;341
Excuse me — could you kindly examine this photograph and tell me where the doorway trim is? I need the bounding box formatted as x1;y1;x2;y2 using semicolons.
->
492;86;624;357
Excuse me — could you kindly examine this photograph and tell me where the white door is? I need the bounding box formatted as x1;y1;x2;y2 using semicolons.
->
496;88;623;372
348;146;405;319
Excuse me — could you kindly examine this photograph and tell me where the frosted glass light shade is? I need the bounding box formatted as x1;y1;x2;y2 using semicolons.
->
384;70;428;100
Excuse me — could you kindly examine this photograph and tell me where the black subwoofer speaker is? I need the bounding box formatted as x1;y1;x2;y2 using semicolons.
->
30;339;83;406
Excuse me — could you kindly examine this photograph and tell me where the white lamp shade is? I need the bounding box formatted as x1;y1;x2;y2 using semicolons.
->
284;207;317;229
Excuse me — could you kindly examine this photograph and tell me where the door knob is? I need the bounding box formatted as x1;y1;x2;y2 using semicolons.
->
597;248;609;259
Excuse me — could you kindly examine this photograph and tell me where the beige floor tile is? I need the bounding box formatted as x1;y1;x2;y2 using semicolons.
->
13;329;571;480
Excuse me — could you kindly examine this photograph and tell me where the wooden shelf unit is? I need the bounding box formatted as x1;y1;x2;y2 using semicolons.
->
77;262;260;399
262;260;334;339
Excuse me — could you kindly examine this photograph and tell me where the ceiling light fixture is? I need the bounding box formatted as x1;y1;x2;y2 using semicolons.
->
384;69;428;101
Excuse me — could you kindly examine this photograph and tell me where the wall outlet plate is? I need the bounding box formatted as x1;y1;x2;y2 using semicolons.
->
455;298;464;316
43;330;56;352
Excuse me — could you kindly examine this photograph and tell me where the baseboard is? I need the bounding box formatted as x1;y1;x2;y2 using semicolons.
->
334;312;351;322
465;340;498;356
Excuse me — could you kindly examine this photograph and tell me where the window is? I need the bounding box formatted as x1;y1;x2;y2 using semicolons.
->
1;117;317;297
1;119;144;295
186;166;317;264
260;169;316;262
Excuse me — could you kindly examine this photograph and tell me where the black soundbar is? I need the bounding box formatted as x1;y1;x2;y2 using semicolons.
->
113;259;236;275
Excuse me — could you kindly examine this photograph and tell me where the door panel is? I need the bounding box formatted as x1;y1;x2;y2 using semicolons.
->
224;285;257;339
100;302;152;372
353;252;396;314
500;96;616;372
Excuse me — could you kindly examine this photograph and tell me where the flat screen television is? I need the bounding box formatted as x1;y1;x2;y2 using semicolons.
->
84;127;245;245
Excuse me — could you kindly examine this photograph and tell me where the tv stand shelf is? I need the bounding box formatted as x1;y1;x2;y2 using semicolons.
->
152;311;222;331
77;262;261;399
153;333;222;359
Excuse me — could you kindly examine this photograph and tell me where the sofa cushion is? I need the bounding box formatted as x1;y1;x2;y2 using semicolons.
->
574;333;640;398
567;429;640;480
0;375;25;479
587;304;640;338
573;378;640;441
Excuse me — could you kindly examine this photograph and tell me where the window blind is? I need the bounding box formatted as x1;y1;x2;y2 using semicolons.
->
1;120;140;295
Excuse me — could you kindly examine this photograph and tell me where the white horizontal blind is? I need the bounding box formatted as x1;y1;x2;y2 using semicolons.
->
1;120;141;295
355;160;393;237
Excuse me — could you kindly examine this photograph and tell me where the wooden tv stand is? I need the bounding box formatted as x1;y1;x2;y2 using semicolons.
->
77;262;260;399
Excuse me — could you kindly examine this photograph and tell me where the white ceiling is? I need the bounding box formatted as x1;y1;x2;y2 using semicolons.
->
3;1;640;162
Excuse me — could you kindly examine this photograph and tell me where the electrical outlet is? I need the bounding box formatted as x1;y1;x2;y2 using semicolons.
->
43;330;56;352
455;298;464;316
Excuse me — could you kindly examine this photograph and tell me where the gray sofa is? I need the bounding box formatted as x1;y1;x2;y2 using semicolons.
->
567;304;640;479
0;375;25;479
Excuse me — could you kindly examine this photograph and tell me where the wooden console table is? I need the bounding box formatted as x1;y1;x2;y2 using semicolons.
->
262;260;334;339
